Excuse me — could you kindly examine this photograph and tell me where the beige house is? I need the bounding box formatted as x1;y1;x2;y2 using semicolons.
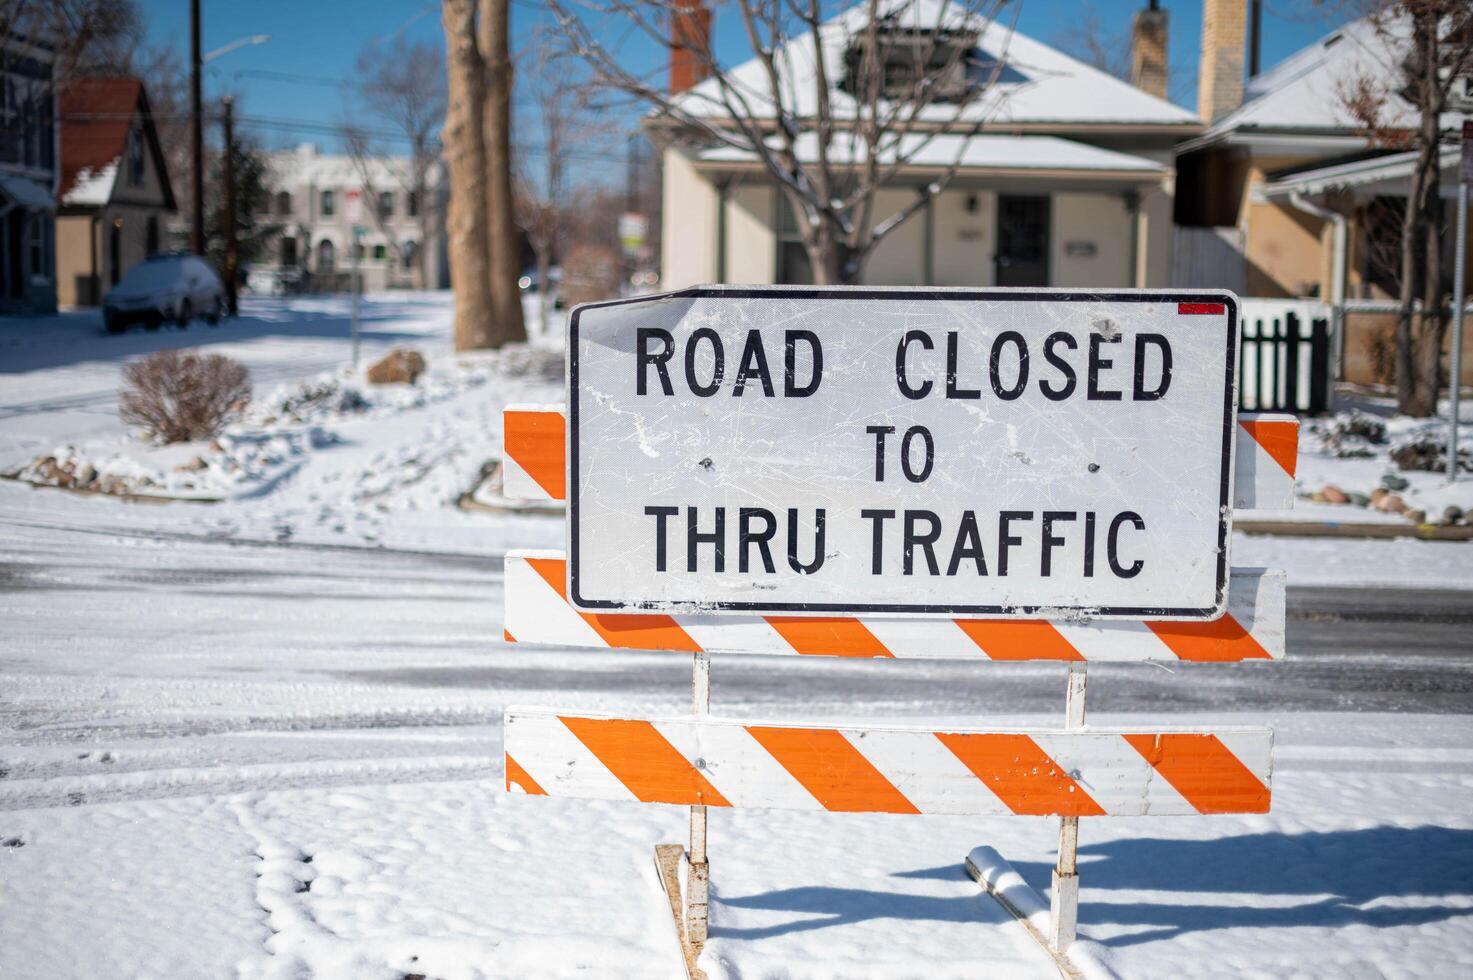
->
55;78;175;308
1173;4;1473;385
652;1;1196;291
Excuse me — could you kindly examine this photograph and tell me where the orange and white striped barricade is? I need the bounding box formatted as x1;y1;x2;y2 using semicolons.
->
501;403;1301;514
498;289;1298;972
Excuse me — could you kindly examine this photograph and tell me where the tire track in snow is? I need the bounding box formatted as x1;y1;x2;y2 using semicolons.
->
0;755;501;811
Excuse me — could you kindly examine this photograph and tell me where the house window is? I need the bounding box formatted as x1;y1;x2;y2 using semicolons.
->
402;240;417;268
28;214;50;280
317;238;335;271
0;76;15;165
276;191;292;216
378;191;393;219
146;215;159;254
280;235;297;267
372;243;387;260
320;189;335;217
775;196;814;285
127;126;145;186
406;191;419;218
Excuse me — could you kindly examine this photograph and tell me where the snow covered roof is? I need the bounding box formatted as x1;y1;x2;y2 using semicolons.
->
1261;144;1463;200
264;144;445;191
0;173;55;211
671;0;1198;132
695;133;1168;178
1199;13;1442;142
61;162;117;207
59;78;173;209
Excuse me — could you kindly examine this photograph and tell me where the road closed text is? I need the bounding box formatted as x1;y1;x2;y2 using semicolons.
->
572;291;1236;618
634;326;1174;404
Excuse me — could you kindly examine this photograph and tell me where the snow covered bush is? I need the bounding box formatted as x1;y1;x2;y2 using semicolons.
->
120;350;252;443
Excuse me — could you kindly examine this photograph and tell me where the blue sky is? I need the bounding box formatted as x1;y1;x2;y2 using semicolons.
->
141;0;1353;174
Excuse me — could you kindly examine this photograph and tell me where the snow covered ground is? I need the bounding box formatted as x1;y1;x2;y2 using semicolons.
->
2;293;1472;978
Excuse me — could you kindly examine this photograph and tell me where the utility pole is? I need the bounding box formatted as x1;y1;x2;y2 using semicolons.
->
190;0;204;255
1450;118;1471;484
1248;0;1263;79
222;97;238;316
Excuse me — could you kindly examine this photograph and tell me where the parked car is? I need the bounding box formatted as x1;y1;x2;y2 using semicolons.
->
103;254;227;333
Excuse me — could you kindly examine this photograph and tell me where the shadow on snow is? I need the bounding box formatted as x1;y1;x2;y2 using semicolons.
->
714;826;1473;944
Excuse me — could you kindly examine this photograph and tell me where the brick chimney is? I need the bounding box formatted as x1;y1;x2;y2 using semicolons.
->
670;0;712;95
1130;2;1168;101
1198;0;1246;123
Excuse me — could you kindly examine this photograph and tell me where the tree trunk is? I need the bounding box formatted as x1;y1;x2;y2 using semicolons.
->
480;0;528;345
414;159;431;290
441;0;495;350
1394;9;1448;418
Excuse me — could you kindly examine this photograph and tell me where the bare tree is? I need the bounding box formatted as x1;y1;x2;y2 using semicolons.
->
344;35;446;289
550;0;1014;285
1335;1;1473;416
0;0;143;86
480;0;527;343
1050;1;1131;81
440;0;526;349
515;37;615;330
441;0;497;349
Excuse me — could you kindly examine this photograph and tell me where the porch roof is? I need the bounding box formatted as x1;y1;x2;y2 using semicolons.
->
1261;145;1462;201
0;173;56;211
691;133;1168;183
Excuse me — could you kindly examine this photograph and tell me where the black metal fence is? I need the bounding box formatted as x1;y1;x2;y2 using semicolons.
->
1238;305;1332;414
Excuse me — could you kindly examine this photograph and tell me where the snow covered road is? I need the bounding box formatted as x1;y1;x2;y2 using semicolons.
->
3;510;1473;978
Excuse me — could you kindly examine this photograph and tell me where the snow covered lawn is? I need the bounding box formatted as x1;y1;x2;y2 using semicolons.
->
2;292;1472;978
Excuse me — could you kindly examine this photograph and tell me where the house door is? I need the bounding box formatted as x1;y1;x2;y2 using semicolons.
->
109;220;122;285
995;195;1050;287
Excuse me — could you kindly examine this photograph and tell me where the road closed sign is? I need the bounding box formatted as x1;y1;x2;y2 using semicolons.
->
568;287;1238;620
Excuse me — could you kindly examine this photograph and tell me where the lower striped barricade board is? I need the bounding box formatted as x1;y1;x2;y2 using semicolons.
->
502;551;1287;662
504;709;1274;817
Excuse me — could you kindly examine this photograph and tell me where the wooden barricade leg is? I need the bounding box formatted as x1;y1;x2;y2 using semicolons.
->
653;651;711;979
1049;663;1087;951
687;651;711;945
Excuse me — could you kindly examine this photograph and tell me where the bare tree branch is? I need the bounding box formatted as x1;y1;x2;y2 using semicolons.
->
546;0;1013;284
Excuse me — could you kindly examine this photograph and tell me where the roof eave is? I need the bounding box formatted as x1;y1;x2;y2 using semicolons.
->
691;156;1169;184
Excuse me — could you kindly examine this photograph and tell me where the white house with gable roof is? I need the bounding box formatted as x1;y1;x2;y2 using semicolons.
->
650;0;1197;290
257;144;448;293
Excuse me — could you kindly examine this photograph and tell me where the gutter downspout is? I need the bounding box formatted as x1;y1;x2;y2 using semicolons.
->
1288;190;1346;403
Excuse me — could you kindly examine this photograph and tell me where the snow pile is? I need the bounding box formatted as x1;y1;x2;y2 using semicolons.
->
1283;405;1473;526
14;428;338;502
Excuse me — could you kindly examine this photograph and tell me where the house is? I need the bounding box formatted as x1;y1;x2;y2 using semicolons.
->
652;0;1197;291
0;33;58;314
1174;1;1472;386
54;78;176;307
258;143;449;293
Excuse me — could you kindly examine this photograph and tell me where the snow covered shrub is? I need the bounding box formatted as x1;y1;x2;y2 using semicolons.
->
1390;435;1470;474
1312;410;1388;458
120;350;252;443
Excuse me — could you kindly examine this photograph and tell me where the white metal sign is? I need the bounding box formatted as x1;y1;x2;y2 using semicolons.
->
569;287;1238;620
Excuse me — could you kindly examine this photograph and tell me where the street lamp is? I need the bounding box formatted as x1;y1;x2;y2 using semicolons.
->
204;34;270;64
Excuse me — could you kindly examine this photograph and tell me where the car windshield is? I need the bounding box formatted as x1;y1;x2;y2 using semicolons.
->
115;258;187;292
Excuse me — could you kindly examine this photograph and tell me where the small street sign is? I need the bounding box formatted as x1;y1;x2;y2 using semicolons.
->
343;187;364;226
568;287;1239;620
